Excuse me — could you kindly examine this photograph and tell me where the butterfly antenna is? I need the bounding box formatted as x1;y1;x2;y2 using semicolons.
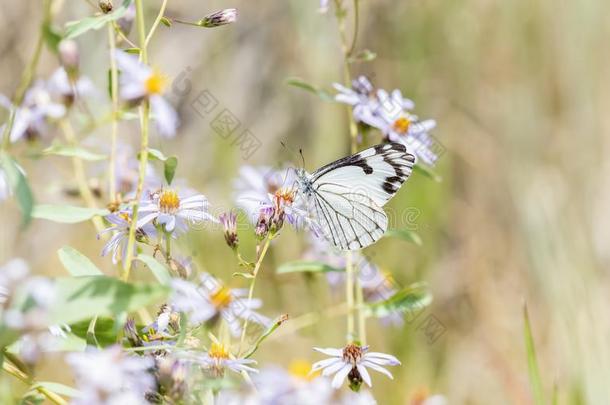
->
299;148;306;169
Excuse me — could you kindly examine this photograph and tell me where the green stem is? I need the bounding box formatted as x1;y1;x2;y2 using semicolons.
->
2;360;67;405
107;23;119;203
238;235;273;355
122;0;150;280
2;0;52;149
335;0;366;345
144;0;169;48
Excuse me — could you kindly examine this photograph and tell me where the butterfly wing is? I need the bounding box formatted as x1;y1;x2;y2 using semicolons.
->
309;143;415;250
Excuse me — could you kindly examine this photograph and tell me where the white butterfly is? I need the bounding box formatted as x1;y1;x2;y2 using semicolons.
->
295;143;415;250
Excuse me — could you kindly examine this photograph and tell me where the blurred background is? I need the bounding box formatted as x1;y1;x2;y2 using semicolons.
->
1;0;610;403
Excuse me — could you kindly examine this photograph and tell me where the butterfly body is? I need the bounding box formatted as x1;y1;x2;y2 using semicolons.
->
295;143;415;251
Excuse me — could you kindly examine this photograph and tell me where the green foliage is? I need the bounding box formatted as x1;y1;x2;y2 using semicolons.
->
276;260;343;274
285;77;333;102
524;304;545;405
413;164;442;182
49;276;169;325
243;314;289;359
42;144;107;161
0;151;34;226
31;382;79;398
137;254;172;285
63;0;134;39
384;228;423;246
146;148;178;185
364;282;432;318
70;317;119;347
32;205;109;223
58;246;104;277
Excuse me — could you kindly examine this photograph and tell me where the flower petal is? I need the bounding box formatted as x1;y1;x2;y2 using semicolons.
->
313;347;342;357
331;364;352;389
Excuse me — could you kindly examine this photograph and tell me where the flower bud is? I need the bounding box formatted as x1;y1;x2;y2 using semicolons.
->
255;206;273;239
117;3;136;35
219;211;239;250
58;40;80;79
99;0;113;14
198;8;238;28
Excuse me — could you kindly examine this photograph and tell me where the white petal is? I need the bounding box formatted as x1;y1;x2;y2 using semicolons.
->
150;96;178;138
321;359;348;377
136;212;158;228
360;360;394;379
311;357;342;372
357;364;372;387
364;352;401;365
331;364;352;389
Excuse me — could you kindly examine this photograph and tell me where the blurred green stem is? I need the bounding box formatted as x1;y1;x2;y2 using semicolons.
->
122;0;150;280
238;235;273;356
60;119;105;233
2;0;52;149
2;359;67;404
107;23;119;203
335;0;366;344
145;0;168;48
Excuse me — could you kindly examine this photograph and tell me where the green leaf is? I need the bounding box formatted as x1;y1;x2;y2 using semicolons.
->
413;164;442;182
124;47;141;55
50;276;169;325
63;0;134;39
32;382;79;398
58;246;104;276
364;283;432;318
164;156;178;185
137;254;172;285
32;205;109;223
146;148;168;161
276;260;343;274
160;17;172;27
524;303;545;405
42;144;107;161
385;228;422;246
243;314;289;359
285;77;333;102
70;317;118;347
348;49;377;63
43;23;63;53
0;151;34;226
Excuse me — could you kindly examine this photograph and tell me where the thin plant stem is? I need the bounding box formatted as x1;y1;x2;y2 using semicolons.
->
107;23;119;203
238;235;273;356
60;119;105;233
112;21;138;48
122;0;150;280
144;0;169;48
335;0;367;345
2;0;52;149
2;360;67;405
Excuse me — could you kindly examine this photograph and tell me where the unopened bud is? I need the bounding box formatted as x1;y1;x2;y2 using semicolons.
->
198;8;238;28
99;0;113;14
219;211;239;250
58;40;79;79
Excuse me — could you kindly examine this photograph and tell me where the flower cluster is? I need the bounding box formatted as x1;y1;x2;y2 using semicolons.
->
334;75;440;166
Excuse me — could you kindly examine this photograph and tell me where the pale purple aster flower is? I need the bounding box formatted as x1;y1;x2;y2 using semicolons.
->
47;67;96;106
0;81;65;142
361;92;438;166
67;345;155;405
3;276;56;331
170;273;270;336
137;188;217;234
311;344;401;390
181;342;257;377
99;211;154;265
115;50;179;137
234;165;316;233
253;364;334;404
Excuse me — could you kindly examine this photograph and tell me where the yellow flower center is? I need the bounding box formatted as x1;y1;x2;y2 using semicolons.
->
289;359;318;381
210;286;233;309
393;117;411;135
208;342;230;359
159;190;180;214
274;187;295;206
145;70;167;95
119;212;130;223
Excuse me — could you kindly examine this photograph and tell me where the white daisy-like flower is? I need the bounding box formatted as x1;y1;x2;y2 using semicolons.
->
170;273;270;336
334;76;414;124
181;342;257;378
99;211;154;265
311;344;401;390
136;188;217;234
0;81;66;142
47;67;96;106
234;165;317;234
115;50;179;137
67;345;155;405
